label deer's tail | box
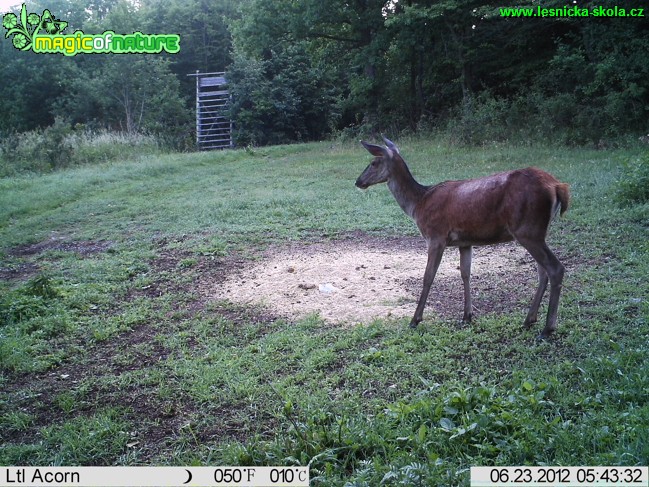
[555,183,570,217]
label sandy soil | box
[210,235,537,325]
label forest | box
[2,0,649,479]
[1,0,648,150]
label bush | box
[227,44,340,146]
[0,118,74,174]
[445,95,514,145]
[1,273,59,327]
[0,122,162,177]
[616,153,649,205]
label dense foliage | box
[1,0,648,148]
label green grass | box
[1,139,647,483]
[0,125,163,177]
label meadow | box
[1,139,647,485]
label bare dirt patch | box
[207,234,538,325]
[2,236,112,282]
[9,235,112,257]
[0,261,40,281]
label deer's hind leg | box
[459,246,473,323]
[523,262,548,329]
[517,238,565,339]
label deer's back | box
[414,168,561,246]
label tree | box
[2,0,647,146]
[227,43,339,145]
[57,55,190,142]
[139,0,238,101]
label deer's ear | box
[381,135,400,154]
[361,140,392,158]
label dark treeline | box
[1,0,648,148]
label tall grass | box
[0,120,163,177]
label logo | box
[2,3,180,55]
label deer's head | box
[355,137,400,190]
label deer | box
[355,137,570,339]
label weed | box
[25,272,59,299]
[1,272,63,330]
[616,153,649,205]
[4,409,131,465]
[0,410,34,432]
[0,123,162,177]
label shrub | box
[1,273,59,327]
[445,95,514,145]
[616,153,649,205]
[0,122,162,177]
[0,118,74,174]
[227,44,340,146]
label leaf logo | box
[3,3,179,56]
[2,3,68,51]
[39,9,67,35]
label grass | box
[0,123,163,177]
[0,139,647,483]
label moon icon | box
[183,469,193,484]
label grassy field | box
[1,139,647,484]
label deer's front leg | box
[409,242,446,328]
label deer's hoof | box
[536,329,554,341]
[523,317,537,329]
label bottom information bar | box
[0,466,309,487]
[471,466,648,487]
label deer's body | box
[413,168,566,247]
[356,138,570,339]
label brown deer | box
[355,137,570,339]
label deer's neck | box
[387,160,428,219]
